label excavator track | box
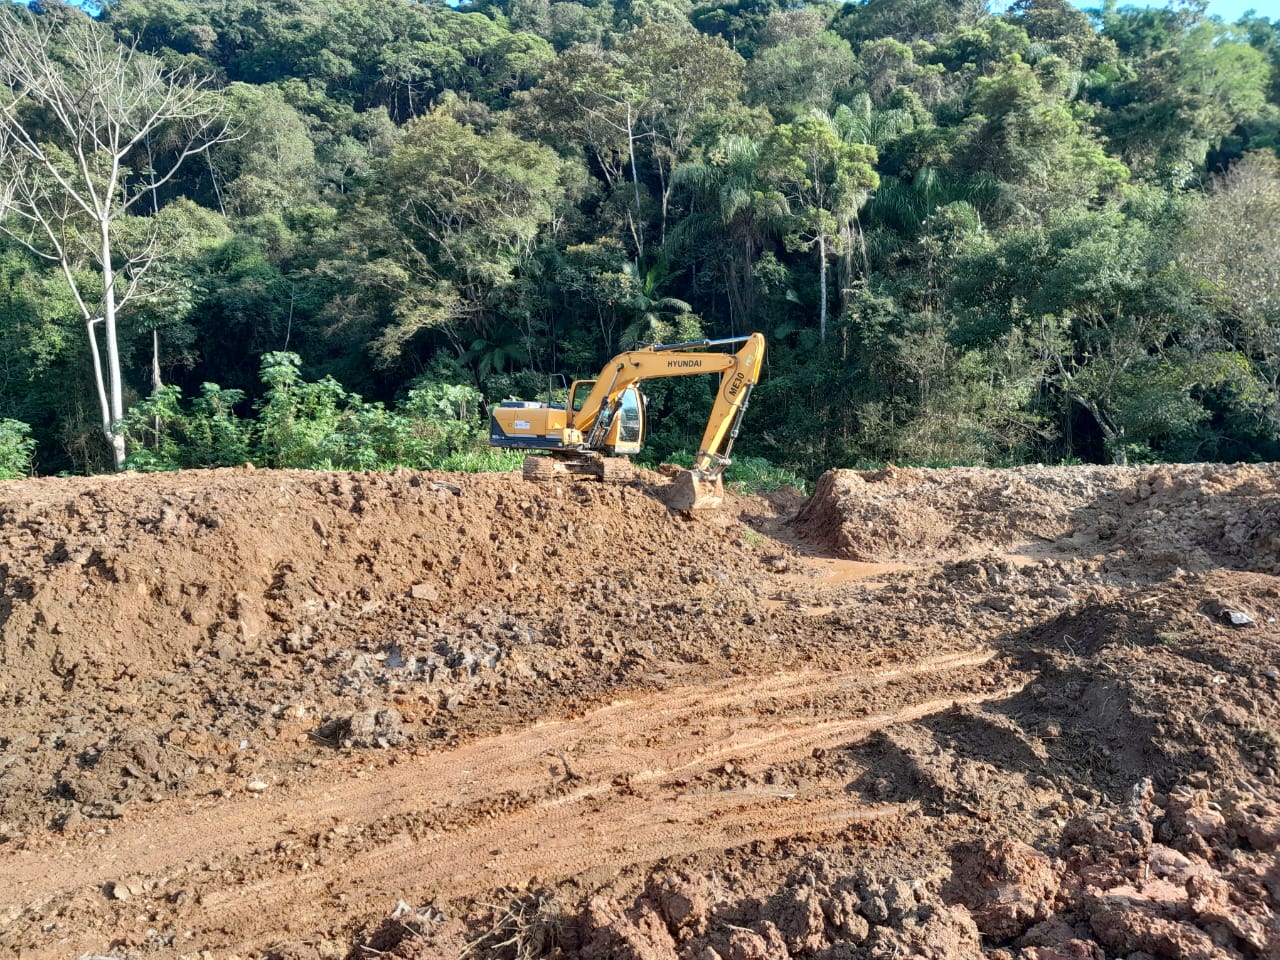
[599,457,634,484]
[522,455,561,481]
[523,454,634,484]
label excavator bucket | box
[667,470,725,511]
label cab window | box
[570,381,594,413]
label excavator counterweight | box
[489,333,766,510]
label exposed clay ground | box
[1,462,1278,960]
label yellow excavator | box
[488,333,766,510]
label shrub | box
[257,352,358,468]
[399,381,486,466]
[643,449,809,495]
[725,455,809,495]
[0,418,36,479]
[124,384,254,471]
[439,447,524,473]
[124,354,500,473]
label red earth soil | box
[0,462,1277,959]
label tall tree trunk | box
[86,316,111,444]
[1072,394,1126,465]
[146,133,159,216]
[151,328,164,442]
[626,210,644,265]
[853,211,870,282]
[152,328,163,393]
[658,159,670,248]
[100,222,126,469]
[818,234,828,344]
[625,102,644,262]
[206,151,226,218]
[725,256,742,336]
[838,216,872,318]
[838,223,854,317]
[627,103,639,209]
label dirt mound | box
[0,467,779,835]
[564,863,983,960]
[1016,570,1280,792]
[0,467,756,689]
[382,861,985,960]
[1098,463,1280,575]
[793,464,1092,560]
[793,463,1280,575]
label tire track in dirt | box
[192,686,1029,953]
[0,649,1022,956]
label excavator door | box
[568,379,594,418]
[606,386,645,455]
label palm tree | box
[669,136,770,334]
[463,320,532,385]
[619,260,694,347]
[814,95,913,311]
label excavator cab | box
[570,381,645,455]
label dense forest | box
[0,0,1277,478]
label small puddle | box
[791,556,914,587]
[763,556,915,614]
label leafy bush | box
[124,384,255,471]
[726,455,809,495]
[122,386,185,471]
[439,447,524,473]
[399,381,487,466]
[0,418,36,479]
[123,354,504,474]
[187,384,255,466]
[641,449,694,469]
[257,352,366,468]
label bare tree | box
[0,7,230,468]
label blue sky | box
[1214,0,1280,18]
[1070,0,1280,22]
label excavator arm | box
[686,333,766,476]
[572,334,764,455]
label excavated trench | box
[0,463,1278,959]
